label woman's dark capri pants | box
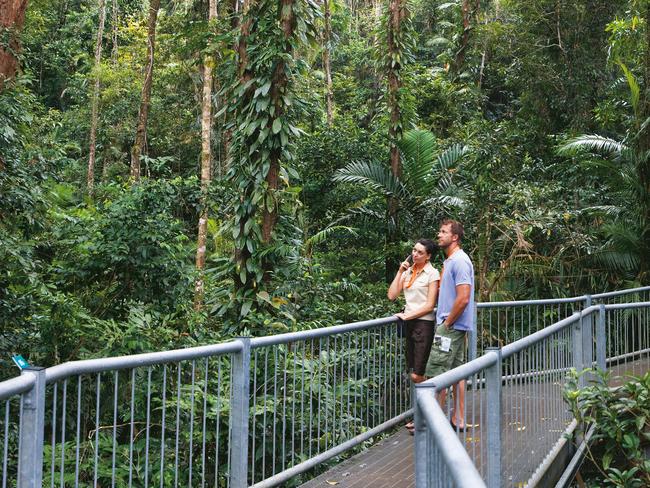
[405,319,436,376]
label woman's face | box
[411,243,431,265]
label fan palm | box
[333,129,469,236]
[558,134,648,278]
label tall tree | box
[130,0,162,181]
[452,0,480,75]
[0,0,29,89]
[261,0,298,246]
[385,0,411,279]
[195,0,218,309]
[87,0,107,194]
[323,0,334,126]
[111,0,118,62]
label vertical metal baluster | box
[160,365,167,488]
[59,379,67,488]
[129,370,136,488]
[282,345,288,472]
[50,383,57,488]
[339,335,345,438]
[251,351,258,483]
[291,342,298,468]
[2,401,9,488]
[214,359,222,488]
[272,348,278,474]
[300,341,306,461]
[202,358,209,488]
[365,330,370,427]
[347,333,352,437]
[309,339,315,459]
[112,371,119,488]
[320,337,326,454]
[74,377,81,488]
[174,364,181,488]
[331,335,337,448]
[262,349,268,479]
[189,360,196,486]
[144,368,152,487]
[94,373,101,487]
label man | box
[425,219,475,430]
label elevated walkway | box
[304,356,650,488]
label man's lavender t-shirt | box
[436,249,475,331]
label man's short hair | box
[441,219,464,242]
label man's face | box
[437,224,456,249]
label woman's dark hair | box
[416,238,437,257]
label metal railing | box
[1,286,648,488]
[415,291,650,488]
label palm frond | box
[592,250,639,273]
[333,160,409,199]
[399,130,438,195]
[305,225,358,250]
[557,135,627,157]
[435,144,468,171]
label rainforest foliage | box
[1,0,649,379]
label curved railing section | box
[1,286,648,488]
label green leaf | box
[272,118,282,134]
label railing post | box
[596,304,607,371]
[485,347,502,488]
[18,367,46,488]
[582,295,594,373]
[229,337,251,488]
[414,384,437,488]
[469,302,478,361]
[573,312,585,387]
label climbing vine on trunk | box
[223,0,318,316]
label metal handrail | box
[415,298,650,488]
[45,340,243,383]
[0,374,36,401]
[1,286,649,488]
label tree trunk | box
[386,0,405,280]
[0,0,29,89]
[638,3,650,281]
[232,0,254,288]
[452,0,479,75]
[111,0,118,62]
[261,0,296,246]
[323,0,333,126]
[87,0,107,195]
[130,0,161,181]
[194,0,218,310]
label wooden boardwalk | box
[301,356,649,488]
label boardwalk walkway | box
[302,356,649,488]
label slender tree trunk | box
[386,0,405,280]
[111,0,118,62]
[194,0,218,310]
[323,0,333,126]
[87,0,107,195]
[261,0,296,245]
[130,0,161,181]
[452,0,479,75]
[0,0,29,89]
[638,3,650,281]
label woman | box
[387,239,440,433]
